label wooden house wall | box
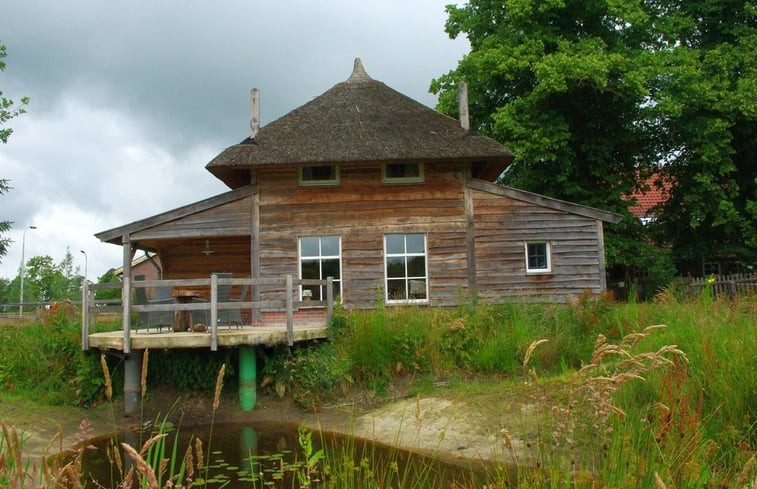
[256,162,470,307]
[131,198,251,241]
[472,188,603,302]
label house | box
[96,59,622,315]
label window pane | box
[385,235,405,254]
[301,260,319,279]
[321,236,339,256]
[407,255,426,277]
[386,256,406,278]
[302,165,336,181]
[301,237,319,257]
[385,163,419,178]
[527,243,548,270]
[408,279,426,299]
[406,234,425,254]
[322,259,340,279]
[387,279,406,300]
[303,285,320,301]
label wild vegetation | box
[1,288,755,487]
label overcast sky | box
[0,0,469,282]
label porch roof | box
[95,186,254,245]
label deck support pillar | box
[239,346,256,411]
[124,349,144,414]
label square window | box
[384,234,428,303]
[525,242,551,273]
[382,163,424,184]
[299,165,339,186]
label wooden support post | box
[122,237,133,354]
[124,349,143,414]
[81,279,90,351]
[596,220,607,293]
[326,277,334,325]
[286,274,293,346]
[210,273,218,351]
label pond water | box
[77,421,500,488]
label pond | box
[75,420,504,488]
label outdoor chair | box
[134,275,175,333]
[214,273,248,328]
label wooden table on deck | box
[171,289,206,332]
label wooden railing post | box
[211,273,218,351]
[81,279,90,351]
[286,274,293,346]
[326,277,334,326]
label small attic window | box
[382,162,424,184]
[299,165,340,186]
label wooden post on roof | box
[459,81,470,130]
[286,274,293,346]
[250,89,260,139]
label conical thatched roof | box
[207,59,514,188]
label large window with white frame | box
[382,162,424,184]
[384,233,428,302]
[299,236,341,301]
[525,241,551,274]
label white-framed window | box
[299,236,341,301]
[384,233,428,302]
[525,241,551,274]
[382,162,424,184]
[299,165,340,186]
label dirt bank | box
[2,387,536,467]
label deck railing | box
[82,275,334,352]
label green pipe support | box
[239,346,257,411]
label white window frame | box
[298,236,342,301]
[525,241,552,274]
[298,165,340,187]
[381,162,425,184]
[384,233,428,303]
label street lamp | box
[19,225,37,321]
[80,249,88,283]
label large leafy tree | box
[431,0,663,270]
[1,41,30,262]
[432,0,756,271]
[649,1,757,268]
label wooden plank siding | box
[472,188,604,302]
[256,162,469,308]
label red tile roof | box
[626,175,672,218]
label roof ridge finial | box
[347,57,372,83]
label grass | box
[1,290,756,487]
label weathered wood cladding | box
[131,197,252,240]
[161,237,251,282]
[472,188,603,302]
[256,162,469,307]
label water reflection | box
[77,421,491,489]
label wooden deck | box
[88,323,329,351]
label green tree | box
[23,252,82,303]
[1,41,30,262]
[431,0,756,271]
[430,0,662,270]
[648,1,757,267]
[95,268,122,301]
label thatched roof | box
[207,59,514,188]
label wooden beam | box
[596,220,607,292]
[251,170,261,321]
[464,176,477,294]
[122,236,133,354]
